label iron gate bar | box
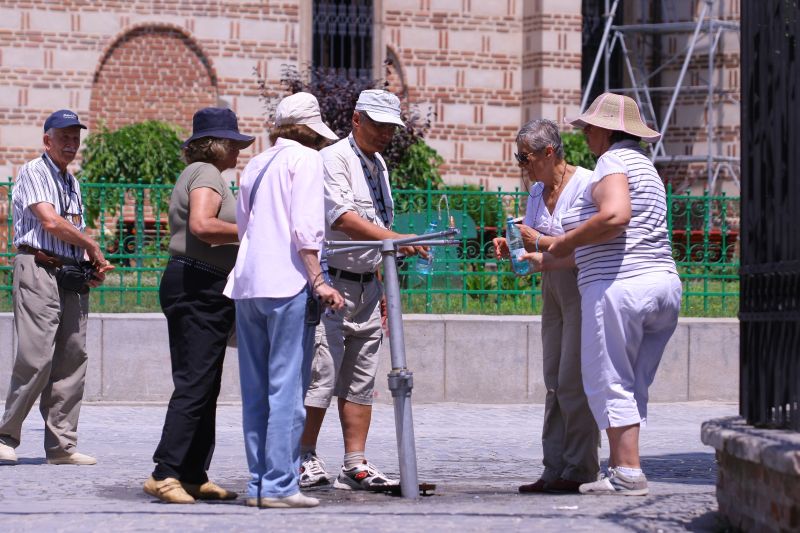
[740,0,800,431]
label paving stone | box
[0,401,736,532]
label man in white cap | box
[0,110,113,466]
[299,89,424,491]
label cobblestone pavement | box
[0,402,735,532]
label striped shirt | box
[12,153,86,261]
[561,140,677,288]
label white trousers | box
[579,272,681,430]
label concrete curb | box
[0,313,739,403]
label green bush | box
[390,140,444,190]
[80,120,184,225]
[562,131,596,170]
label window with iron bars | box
[312,0,373,80]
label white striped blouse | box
[561,140,677,288]
[12,153,86,261]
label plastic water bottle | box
[506,216,531,275]
[415,221,438,274]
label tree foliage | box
[561,131,596,170]
[258,65,444,190]
[79,120,184,225]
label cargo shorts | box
[304,275,383,408]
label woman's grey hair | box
[516,119,564,159]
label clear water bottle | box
[415,221,438,275]
[506,216,531,275]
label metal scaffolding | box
[582,0,740,193]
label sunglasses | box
[514,152,532,164]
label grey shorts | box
[304,276,383,408]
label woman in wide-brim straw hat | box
[523,92,681,496]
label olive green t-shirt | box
[168,161,238,272]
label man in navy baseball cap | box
[43,109,87,132]
[0,107,111,467]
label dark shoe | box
[544,478,582,493]
[518,478,549,493]
[181,480,238,500]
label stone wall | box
[702,417,800,532]
[0,313,739,404]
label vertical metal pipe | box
[381,239,419,499]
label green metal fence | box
[0,180,739,316]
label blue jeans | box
[235,289,314,499]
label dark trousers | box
[152,259,235,483]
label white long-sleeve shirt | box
[224,138,325,299]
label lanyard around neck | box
[347,137,390,227]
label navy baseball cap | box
[182,107,255,148]
[43,109,87,132]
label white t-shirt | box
[561,140,677,288]
[523,166,593,236]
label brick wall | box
[0,0,301,182]
[0,0,739,194]
[89,24,218,133]
[383,0,583,191]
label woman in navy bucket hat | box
[144,108,253,504]
[181,107,254,148]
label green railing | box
[0,180,739,316]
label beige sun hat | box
[275,92,339,140]
[565,92,661,143]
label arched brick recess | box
[90,24,218,134]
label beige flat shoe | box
[0,442,18,464]
[143,476,195,504]
[47,452,97,465]
[182,480,238,500]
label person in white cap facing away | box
[224,91,344,508]
[0,110,113,467]
[524,92,681,496]
[299,89,427,491]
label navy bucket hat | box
[182,107,255,148]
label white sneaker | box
[0,442,17,464]
[246,492,320,508]
[47,452,97,465]
[333,460,400,491]
[579,468,649,496]
[299,452,330,488]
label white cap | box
[354,89,405,127]
[275,92,339,140]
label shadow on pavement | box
[639,452,717,486]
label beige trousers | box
[0,253,89,456]
[539,268,600,483]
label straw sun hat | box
[566,92,661,143]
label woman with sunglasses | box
[494,118,599,494]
